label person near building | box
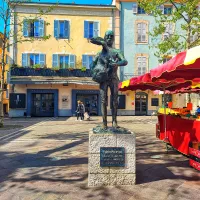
[76,100,84,121]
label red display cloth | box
[158,114,200,155]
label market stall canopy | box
[150,45,200,81]
[118,73,192,92]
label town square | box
[0,0,200,199]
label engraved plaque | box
[100,147,125,167]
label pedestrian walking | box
[80,101,85,120]
[76,100,84,121]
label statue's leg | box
[110,79,119,128]
[100,82,108,129]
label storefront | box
[72,90,101,116]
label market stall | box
[119,45,200,171]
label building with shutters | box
[9,2,116,117]
[0,32,10,114]
[114,0,187,116]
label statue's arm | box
[90,52,100,70]
[116,50,128,67]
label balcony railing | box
[11,67,92,77]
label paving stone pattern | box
[0,116,200,200]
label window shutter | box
[82,55,87,68]
[54,20,59,38]
[69,55,75,68]
[52,54,58,67]
[84,21,89,38]
[158,5,164,14]
[93,22,99,37]
[132,3,138,14]
[39,54,45,67]
[23,20,29,37]
[64,20,69,39]
[39,19,44,37]
[88,56,93,69]
[22,53,28,67]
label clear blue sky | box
[0,0,112,33]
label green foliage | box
[138,0,200,61]
[81,66,87,72]
[32,64,41,69]
[52,67,60,71]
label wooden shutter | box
[69,55,75,68]
[54,20,59,38]
[23,20,29,37]
[22,53,28,67]
[39,54,45,67]
[158,5,164,14]
[52,54,58,67]
[39,19,44,37]
[84,21,89,38]
[93,22,99,37]
[132,3,138,14]
[64,20,69,39]
[82,55,87,68]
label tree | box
[0,0,54,127]
[138,0,200,62]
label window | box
[54,20,70,39]
[84,21,99,38]
[22,53,45,67]
[6,55,8,64]
[110,95,126,109]
[164,6,172,15]
[190,24,199,43]
[52,54,75,68]
[23,19,44,37]
[138,6,145,14]
[163,57,171,63]
[151,98,159,106]
[137,56,147,76]
[6,89,9,99]
[82,55,94,69]
[158,5,172,14]
[136,22,148,43]
[163,23,174,39]
[132,3,145,14]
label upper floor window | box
[132,3,145,14]
[22,53,45,67]
[136,21,148,43]
[163,23,174,40]
[23,19,44,37]
[164,6,172,15]
[54,20,70,39]
[158,5,172,15]
[137,56,148,76]
[82,55,94,69]
[84,21,99,39]
[52,54,75,68]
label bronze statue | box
[90,30,128,129]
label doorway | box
[76,94,98,116]
[31,93,54,117]
[135,92,148,115]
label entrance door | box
[76,94,98,116]
[31,93,54,117]
[135,92,148,116]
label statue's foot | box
[102,124,108,130]
[112,121,119,129]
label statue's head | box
[104,30,114,47]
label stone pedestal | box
[88,129,136,186]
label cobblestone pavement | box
[0,116,200,200]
